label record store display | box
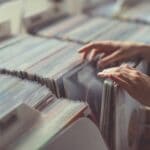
[0,0,150,150]
[0,20,148,150]
[0,33,115,148]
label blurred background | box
[0,0,150,36]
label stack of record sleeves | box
[0,17,147,122]
[120,1,150,24]
[87,0,120,17]
[0,73,54,119]
[37,14,89,40]
[126,26,150,44]
[0,74,88,149]
[0,35,82,96]
[88,0,150,25]
[27,42,82,97]
[114,49,150,150]
[0,36,26,49]
[61,18,150,44]
[94,20,144,41]
[62,60,104,121]
[61,56,140,149]
[37,15,150,45]
[38,16,118,44]
[0,35,71,70]
[0,33,89,148]
[0,37,66,68]
[10,99,87,150]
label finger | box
[98,66,124,77]
[120,64,129,68]
[98,66,136,94]
[82,49,97,60]
[88,48,97,61]
[110,75,131,91]
[98,66,128,83]
[82,49,91,60]
[98,72,111,78]
[101,53,109,59]
[120,66,140,84]
[98,48,125,68]
[99,66,136,86]
[78,41,119,53]
[118,69,134,85]
[98,67,120,79]
[78,43,99,53]
[106,66,135,85]
[82,48,100,60]
[98,67,120,75]
[98,71,130,90]
[120,64,135,70]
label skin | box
[78,41,150,68]
[78,41,150,106]
[98,65,150,107]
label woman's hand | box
[98,65,150,107]
[78,41,150,68]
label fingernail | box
[97,72,105,76]
[78,48,83,53]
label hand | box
[98,65,150,107]
[78,41,150,68]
